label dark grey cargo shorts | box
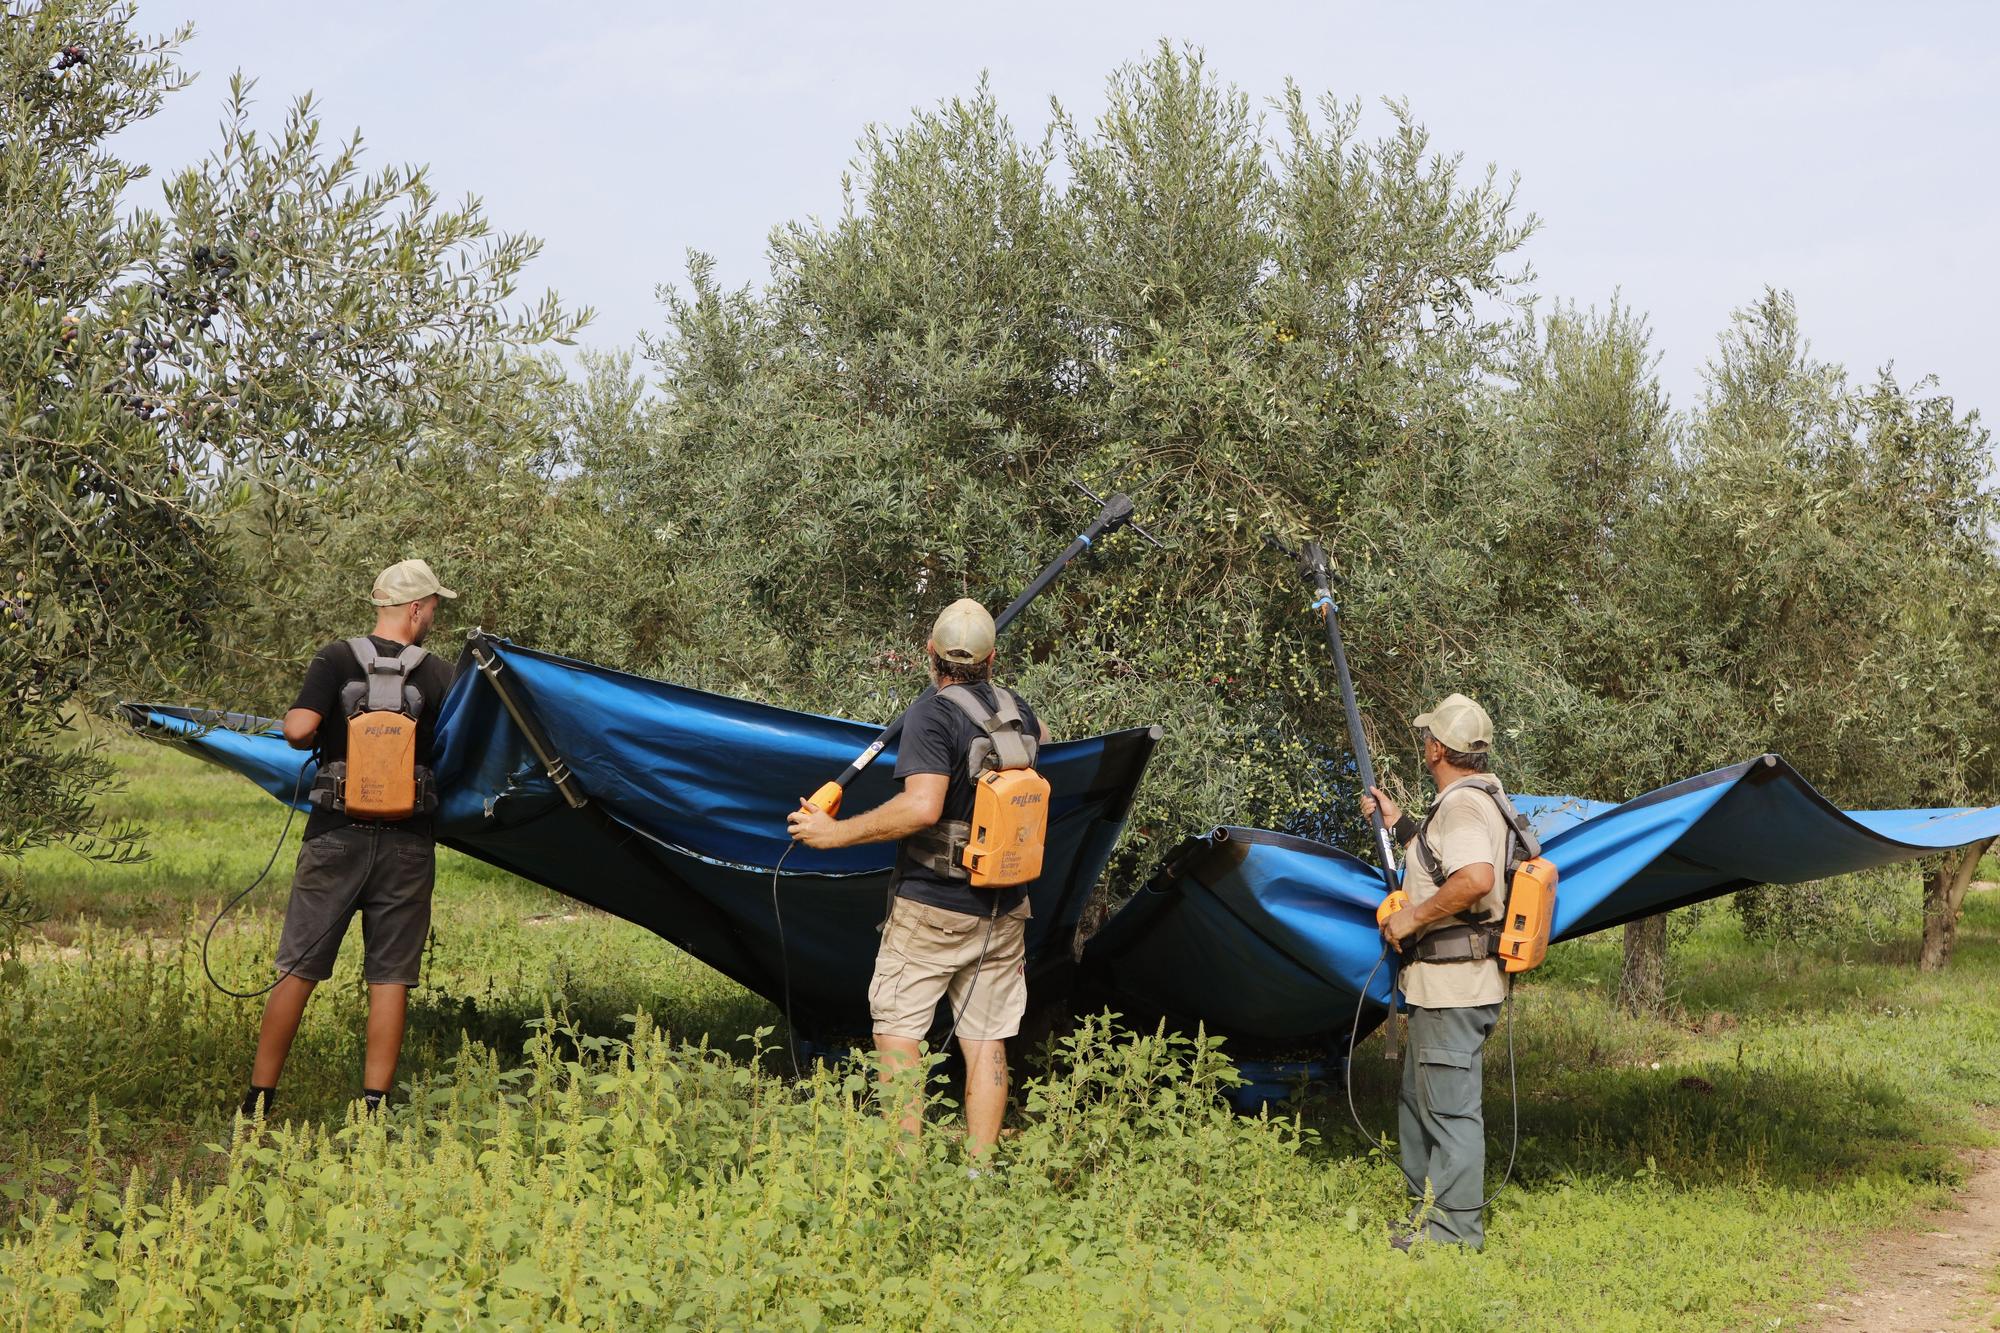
[273,825,435,986]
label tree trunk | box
[1919,837,1995,972]
[1618,914,1669,1016]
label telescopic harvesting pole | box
[1291,540,1400,893]
[802,486,1162,815]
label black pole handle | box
[1286,538,1400,892]
[810,491,1145,804]
[994,490,1141,630]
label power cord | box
[1345,947,1519,1213]
[200,757,368,1000]
[769,839,1002,1080]
[770,841,803,1078]
[202,757,311,999]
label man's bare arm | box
[281,708,321,750]
[1412,862,1496,928]
[788,773,948,849]
[1383,862,1495,946]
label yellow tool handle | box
[804,781,844,817]
[1376,890,1410,951]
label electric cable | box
[770,840,803,1079]
[201,756,357,999]
[937,903,1000,1054]
[1344,946,1519,1215]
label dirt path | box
[1808,1143,2000,1331]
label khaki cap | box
[930,598,996,664]
[1413,692,1494,753]
[369,558,457,607]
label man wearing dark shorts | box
[787,598,1049,1158]
[239,559,458,1118]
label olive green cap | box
[369,559,457,607]
[1413,692,1494,753]
[930,598,996,664]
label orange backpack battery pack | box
[962,766,1051,888]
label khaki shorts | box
[868,897,1030,1042]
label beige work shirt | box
[1398,775,1510,1009]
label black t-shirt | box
[891,681,1044,917]
[292,635,458,841]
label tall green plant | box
[1601,291,1997,994]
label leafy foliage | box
[197,48,2000,1006]
[11,20,1999,983]
[576,48,1548,881]
[1,0,581,863]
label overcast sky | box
[110,1,1997,423]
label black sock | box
[362,1088,388,1113]
[240,1085,276,1117]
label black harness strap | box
[905,686,1037,881]
[1405,921,1503,964]
[1405,779,1526,957]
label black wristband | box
[1392,813,1418,846]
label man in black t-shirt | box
[238,559,458,1121]
[788,598,1049,1158]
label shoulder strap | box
[939,685,1036,771]
[348,637,428,714]
[1412,778,1527,888]
[1411,782,1467,882]
[1471,779,1540,861]
[938,683,995,726]
[988,687,1023,728]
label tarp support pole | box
[468,634,589,810]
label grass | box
[3,728,1999,1327]
[1,729,775,1196]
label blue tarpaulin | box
[1079,756,2000,1045]
[126,635,1162,1037]
[127,638,2000,1047]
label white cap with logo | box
[369,559,458,608]
[1412,692,1494,753]
[929,598,996,664]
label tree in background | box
[305,47,2000,988]
[616,47,1538,883]
[1461,299,1752,1012]
[1,0,582,868]
[13,16,1997,1001]
[235,350,702,688]
[1603,291,1998,1000]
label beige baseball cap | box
[1413,692,1494,753]
[369,558,457,607]
[930,597,996,664]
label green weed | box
[4,733,1999,1327]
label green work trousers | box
[1398,1001,1501,1248]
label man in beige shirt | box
[1362,693,1513,1250]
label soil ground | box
[1807,1124,2000,1328]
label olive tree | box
[619,47,1538,883]
[1602,291,1999,999]
[1,0,582,865]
